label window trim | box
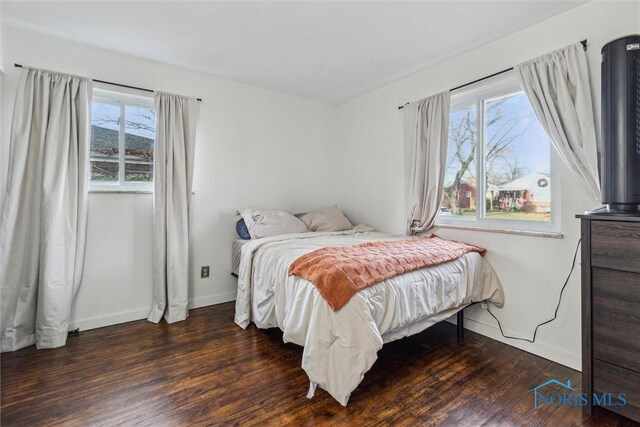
[89,88,155,193]
[436,72,561,234]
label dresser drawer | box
[592,268,640,373]
[593,359,640,422]
[591,221,640,273]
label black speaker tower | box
[591,34,640,215]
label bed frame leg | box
[457,309,464,338]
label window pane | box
[90,102,120,182]
[484,92,551,221]
[442,104,477,217]
[124,106,156,182]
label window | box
[90,89,156,191]
[438,73,558,233]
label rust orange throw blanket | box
[288,236,485,311]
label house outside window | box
[437,72,559,234]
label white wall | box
[332,0,640,369]
[0,25,338,330]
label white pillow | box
[299,205,353,232]
[239,209,308,239]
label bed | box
[232,239,249,277]
[234,229,504,406]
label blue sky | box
[92,102,156,139]
[445,90,550,187]
[486,92,550,175]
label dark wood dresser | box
[578,214,640,422]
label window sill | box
[433,223,563,239]
[89,189,153,194]
[89,189,196,195]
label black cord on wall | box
[486,238,581,344]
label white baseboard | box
[189,290,236,310]
[70,290,237,332]
[69,307,150,332]
[455,316,581,371]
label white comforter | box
[234,231,504,406]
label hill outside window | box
[436,72,559,234]
[89,88,156,192]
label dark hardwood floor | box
[1,303,637,426]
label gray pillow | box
[239,209,308,239]
[300,205,353,232]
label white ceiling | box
[2,1,585,104]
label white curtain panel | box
[148,92,199,324]
[515,43,600,202]
[0,68,91,351]
[404,91,450,235]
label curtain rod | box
[397,39,587,110]
[13,63,203,102]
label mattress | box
[234,230,504,406]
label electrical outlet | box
[201,266,210,278]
